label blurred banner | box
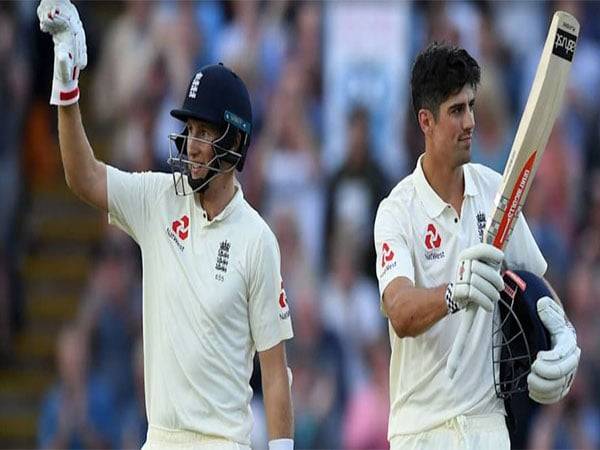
[324,1,411,179]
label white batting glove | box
[445,243,504,314]
[528,296,580,404]
[37,0,87,105]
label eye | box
[200,129,213,140]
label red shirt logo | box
[425,223,442,250]
[172,215,190,240]
[381,242,395,267]
[279,281,288,308]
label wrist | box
[268,438,294,450]
[445,282,459,314]
[51,77,80,106]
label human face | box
[429,85,476,167]
[186,118,221,180]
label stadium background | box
[1,0,599,448]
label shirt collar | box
[412,154,479,219]
[196,183,243,227]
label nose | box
[187,137,209,158]
[463,109,475,131]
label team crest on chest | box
[477,211,486,242]
[215,240,231,273]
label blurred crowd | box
[1,1,600,449]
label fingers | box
[528,370,572,404]
[38,0,76,34]
[528,370,566,394]
[529,388,563,405]
[536,296,566,335]
[454,260,503,311]
[471,260,505,291]
[533,346,580,379]
[459,243,504,268]
[56,43,72,81]
[465,278,496,311]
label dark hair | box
[410,42,481,120]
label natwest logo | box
[172,215,190,240]
[425,223,442,250]
[279,281,288,308]
[278,281,290,320]
[381,242,395,267]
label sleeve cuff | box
[268,438,294,450]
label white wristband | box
[268,438,294,450]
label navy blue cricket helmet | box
[167,63,253,195]
[493,270,552,399]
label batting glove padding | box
[37,0,87,105]
[528,296,580,404]
[447,243,505,314]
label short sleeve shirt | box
[374,155,546,437]
[107,166,293,444]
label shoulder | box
[375,175,416,226]
[108,166,174,195]
[466,162,502,192]
[238,200,279,249]
[107,166,173,185]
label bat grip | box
[446,304,477,379]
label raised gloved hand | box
[37,0,87,105]
[445,243,505,314]
[528,296,580,404]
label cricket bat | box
[446,11,580,379]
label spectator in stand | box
[77,229,141,420]
[342,341,390,450]
[92,0,159,169]
[288,292,346,450]
[257,60,324,270]
[38,325,118,449]
[321,227,384,391]
[119,338,147,449]
[325,106,389,277]
[0,1,29,360]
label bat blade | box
[446,11,580,379]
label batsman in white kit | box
[37,1,295,449]
[375,36,581,449]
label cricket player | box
[37,1,295,449]
[374,43,580,449]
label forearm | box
[58,104,107,210]
[262,369,293,439]
[384,285,448,338]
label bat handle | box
[446,304,477,379]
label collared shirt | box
[106,166,293,444]
[374,155,546,437]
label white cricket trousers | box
[142,425,252,450]
[390,413,510,450]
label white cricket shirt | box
[106,166,293,444]
[374,155,546,438]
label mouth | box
[458,135,472,145]
[189,161,208,178]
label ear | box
[418,109,435,135]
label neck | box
[421,151,464,206]
[195,175,236,221]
